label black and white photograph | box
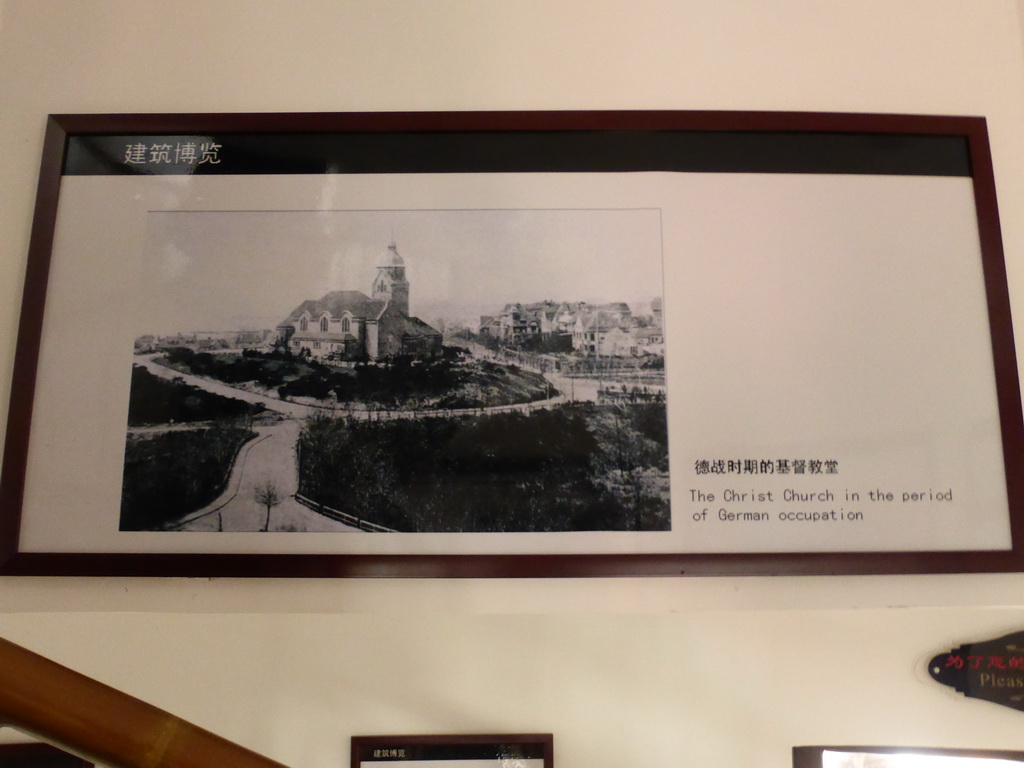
[351,734,553,768]
[792,747,1024,768]
[120,208,670,534]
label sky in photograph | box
[139,207,664,334]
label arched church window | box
[300,317,308,332]
[342,318,350,333]
[320,317,328,332]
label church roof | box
[282,290,386,323]
[401,315,442,339]
[578,309,627,331]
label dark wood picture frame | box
[352,734,553,768]
[1,110,1022,578]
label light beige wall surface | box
[3,1,1024,766]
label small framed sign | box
[0,744,91,768]
[1,111,1022,577]
[351,734,553,768]
[794,747,1024,768]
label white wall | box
[3,1,1024,766]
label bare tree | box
[254,479,282,532]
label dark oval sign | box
[929,630,1024,713]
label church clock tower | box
[372,241,410,316]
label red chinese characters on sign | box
[929,631,1024,713]
[943,654,1024,670]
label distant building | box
[650,296,663,328]
[133,335,157,354]
[634,326,664,353]
[481,298,656,358]
[572,308,638,357]
[235,330,268,349]
[277,243,442,361]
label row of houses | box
[479,298,663,357]
[134,329,274,354]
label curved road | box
[166,419,359,532]
[136,355,319,418]
[132,351,609,533]
[136,356,358,532]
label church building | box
[276,243,442,361]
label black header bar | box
[357,741,549,762]
[63,129,971,177]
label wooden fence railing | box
[0,636,290,768]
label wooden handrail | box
[0,636,291,768]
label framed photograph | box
[0,744,91,768]
[1,110,1022,577]
[794,746,1024,768]
[352,734,552,768]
